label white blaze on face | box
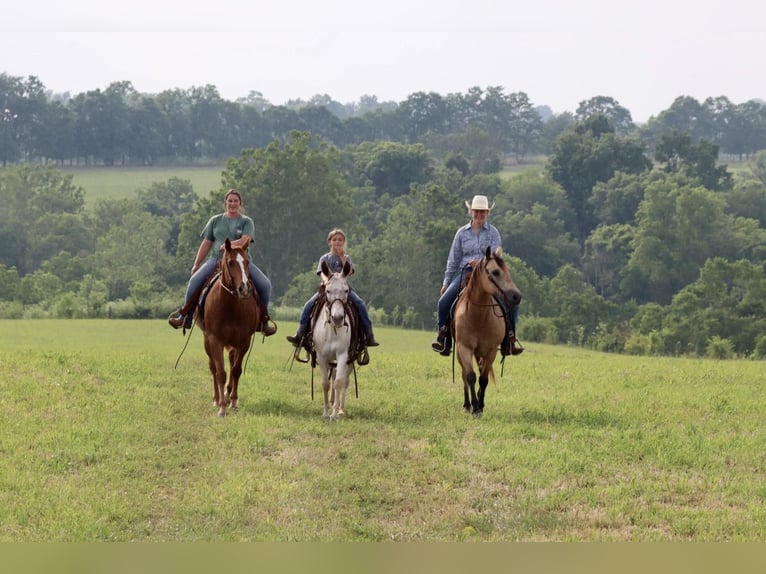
[235,253,250,289]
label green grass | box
[1,320,765,541]
[62,166,225,206]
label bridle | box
[219,250,251,297]
[322,275,350,330]
[467,256,513,316]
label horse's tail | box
[478,357,497,386]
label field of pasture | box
[62,165,226,205]
[61,164,544,207]
[1,319,765,542]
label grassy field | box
[64,163,532,207]
[62,165,226,206]
[1,320,765,542]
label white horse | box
[312,259,355,419]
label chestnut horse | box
[312,259,355,419]
[453,246,522,416]
[195,238,260,417]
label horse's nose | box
[237,284,251,299]
[507,289,522,306]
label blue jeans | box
[184,257,272,310]
[437,266,519,330]
[298,290,372,330]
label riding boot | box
[168,306,194,330]
[260,314,277,336]
[431,325,451,355]
[364,325,379,347]
[168,308,186,329]
[501,331,524,356]
[286,324,306,347]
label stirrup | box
[260,316,277,336]
[357,347,370,366]
[292,345,310,363]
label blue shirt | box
[443,222,502,286]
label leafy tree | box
[654,132,732,191]
[155,88,192,159]
[397,91,451,142]
[575,95,634,134]
[662,258,766,356]
[547,114,651,244]
[187,84,226,159]
[346,140,433,198]
[582,223,635,298]
[18,270,62,305]
[589,171,648,226]
[0,165,86,275]
[127,96,168,164]
[94,208,173,300]
[726,178,766,227]
[643,95,713,145]
[622,175,734,304]
[33,99,75,164]
[0,73,25,164]
[218,131,356,298]
[0,264,20,301]
[506,91,544,160]
[351,182,460,327]
[137,177,198,261]
[70,81,135,165]
[547,264,619,345]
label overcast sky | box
[2,0,764,122]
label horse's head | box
[476,246,522,308]
[220,238,253,300]
[321,259,352,328]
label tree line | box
[1,75,765,359]
[2,73,766,168]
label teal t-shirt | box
[200,213,255,259]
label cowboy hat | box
[465,195,495,211]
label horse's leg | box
[228,346,243,411]
[319,362,332,417]
[331,361,350,420]
[457,344,478,413]
[206,338,227,417]
[476,371,489,415]
[465,370,481,414]
[463,382,471,412]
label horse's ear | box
[485,246,492,259]
[342,260,352,277]
[225,238,232,251]
[494,246,503,258]
[321,260,331,278]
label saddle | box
[193,266,267,330]
[293,286,369,367]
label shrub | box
[520,316,558,344]
[706,336,735,360]
[751,334,766,360]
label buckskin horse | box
[453,246,522,416]
[195,238,260,417]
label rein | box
[322,296,351,330]
[218,262,239,296]
[464,261,506,317]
